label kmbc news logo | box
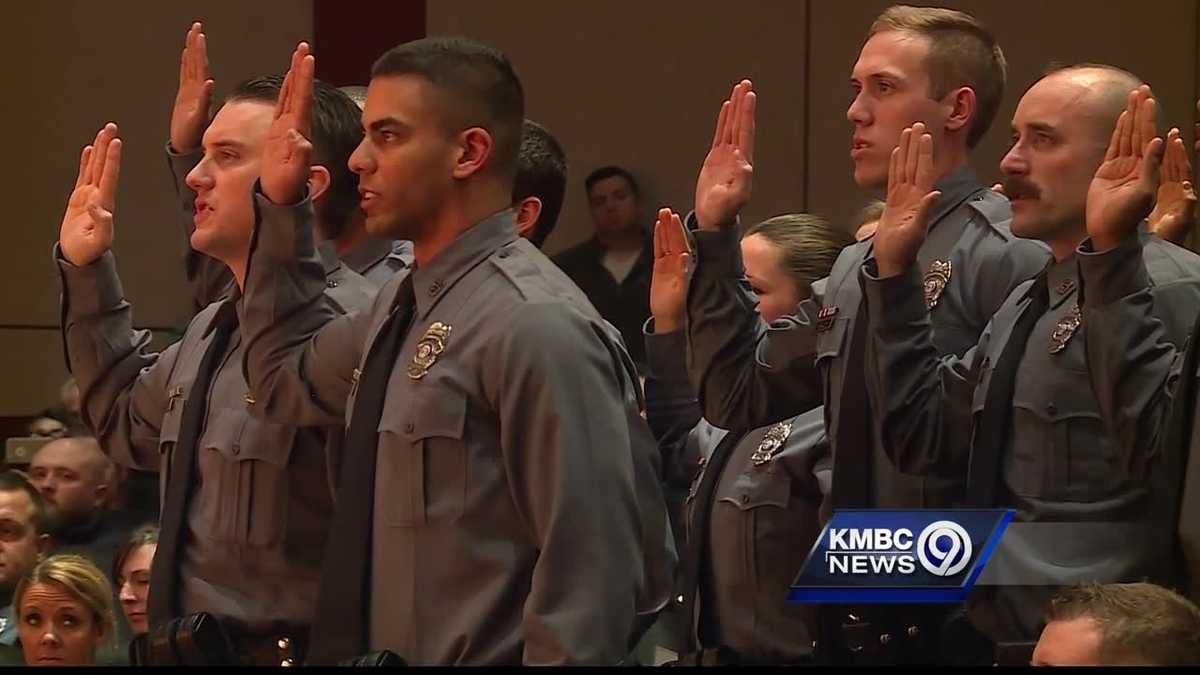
[788,510,1014,604]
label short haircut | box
[514,120,567,248]
[338,84,368,111]
[32,435,111,484]
[371,37,524,183]
[15,554,116,640]
[1041,63,1151,138]
[855,199,887,228]
[585,165,640,199]
[112,523,159,584]
[0,470,47,534]
[1044,582,1200,666]
[742,213,854,293]
[869,5,1007,148]
[226,75,364,233]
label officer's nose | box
[185,157,214,193]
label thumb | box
[87,201,113,226]
[914,190,942,227]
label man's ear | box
[307,164,333,203]
[944,86,977,136]
[513,196,543,241]
[93,482,109,511]
[36,533,52,557]
[452,127,494,180]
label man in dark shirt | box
[554,166,652,367]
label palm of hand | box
[61,185,111,260]
[1086,155,1149,238]
[696,145,752,227]
[261,118,308,203]
[650,253,688,320]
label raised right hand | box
[170,22,214,154]
[1147,127,1196,245]
[695,80,755,231]
[873,123,941,278]
[60,124,122,267]
[650,208,691,333]
[261,43,315,205]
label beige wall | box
[1,0,312,415]
[1,0,1197,415]
[431,0,1198,244]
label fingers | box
[1130,89,1146,157]
[991,182,1006,196]
[893,127,911,193]
[98,137,122,208]
[195,28,210,80]
[654,208,669,258]
[905,123,925,186]
[1137,93,1157,159]
[712,100,730,150]
[1117,106,1133,159]
[888,146,901,197]
[739,89,757,165]
[915,190,943,227]
[75,145,93,190]
[724,82,742,147]
[1140,136,1165,187]
[86,124,116,189]
[915,129,934,190]
[1104,110,1125,162]
[1164,128,1183,183]
[295,51,316,138]
[672,210,691,254]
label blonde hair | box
[869,5,1006,148]
[15,554,115,639]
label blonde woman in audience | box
[14,554,115,666]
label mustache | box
[1002,177,1042,200]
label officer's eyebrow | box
[366,117,406,134]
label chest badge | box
[816,306,839,333]
[751,421,793,466]
[923,259,952,310]
[408,322,452,380]
[1049,304,1082,354]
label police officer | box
[682,6,1048,665]
[862,69,1200,663]
[165,22,412,309]
[645,211,850,665]
[1075,96,1200,600]
[55,70,375,664]
[237,39,662,665]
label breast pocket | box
[714,463,792,589]
[195,408,296,547]
[1010,374,1117,501]
[378,391,468,528]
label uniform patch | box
[408,322,452,380]
[816,307,839,333]
[923,259,952,310]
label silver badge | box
[923,260,952,310]
[1049,304,1082,354]
[408,322,452,380]
[751,421,793,466]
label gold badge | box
[1049,304,1082,354]
[407,322,452,380]
[166,385,184,412]
[923,259,952,310]
[751,421,793,466]
[816,307,839,333]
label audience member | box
[554,165,652,367]
[112,525,157,647]
[0,471,52,665]
[14,554,115,666]
[1032,583,1200,666]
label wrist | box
[651,314,682,333]
[875,258,906,279]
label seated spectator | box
[1032,582,1200,666]
[554,165,652,367]
[112,525,157,638]
[14,554,115,666]
[26,417,67,440]
[0,471,52,665]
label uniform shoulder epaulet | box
[322,263,375,315]
[964,189,1013,228]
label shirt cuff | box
[250,179,317,263]
[55,245,125,318]
[861,258,927,332]
[686,210,744,281]
[1076,235,1150,306]
[643,318,689,385]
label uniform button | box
[281,658,295,667]
[676,594,685,604]
[1046,403,1058,415]
[277,638,291,650]
[907,625,920,638]
[879,633,892,645]
[405,422,415,434]
[326,279,339,288]
[740,494,749,504]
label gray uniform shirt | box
[237,191,653,664]
[1077,233,1200,600]
[860,230,1200,641]
[645,326,828,663]
[166,144,413,306]
[57,244,373,630]
[685,167,1049,510]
